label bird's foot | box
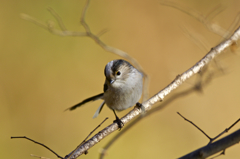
[113,116,124,130]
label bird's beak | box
[110,79,115,84]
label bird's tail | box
[65,93,104,111]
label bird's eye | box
[115,71,121,76]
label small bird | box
[66,59,143,129]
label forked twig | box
[11,136,63,159]
[178,112,240,144]
[11,117,108,159]
[177,113,240,159]
[209,118,240,144]
[47,7,67,31]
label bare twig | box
[177,113,240,159]
[80,0,91,33]
[11,118,108,159]
[209,118,240,144]
[11,136,63,159]
[224,12,240,40]
[20,13,87,36]
[205,4,226,22]
[47,7,67,31]
[178,112,240,144]
[180,25,209,52]
[80,117,108,147]
[66,117,108,159]
[177,112,212,140]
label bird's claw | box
[113,117,124,130]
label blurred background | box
[1,0,240,158]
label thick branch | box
[178,129,240,159]
[64,26,240,159]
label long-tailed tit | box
[66,59,143,129]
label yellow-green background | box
[1,0,240,158]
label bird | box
[66,59,143,129]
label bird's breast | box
[103,80,142,111]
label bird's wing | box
[92,101,105,118]
[65,93,104,111]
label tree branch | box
[178,129,240,159]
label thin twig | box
[65,117,108,159]
[47,7,67,31]
[177,112,212,140]
[96,28,110,37]
[80,0,91,33]
[224,12,240,39]
[205,4,226,23]
[209,118,240,144]
[11,118,108,159]
[11,136,63,159]
[178,112,240,145]
[180,25,209,53]
[81,117,108,146]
